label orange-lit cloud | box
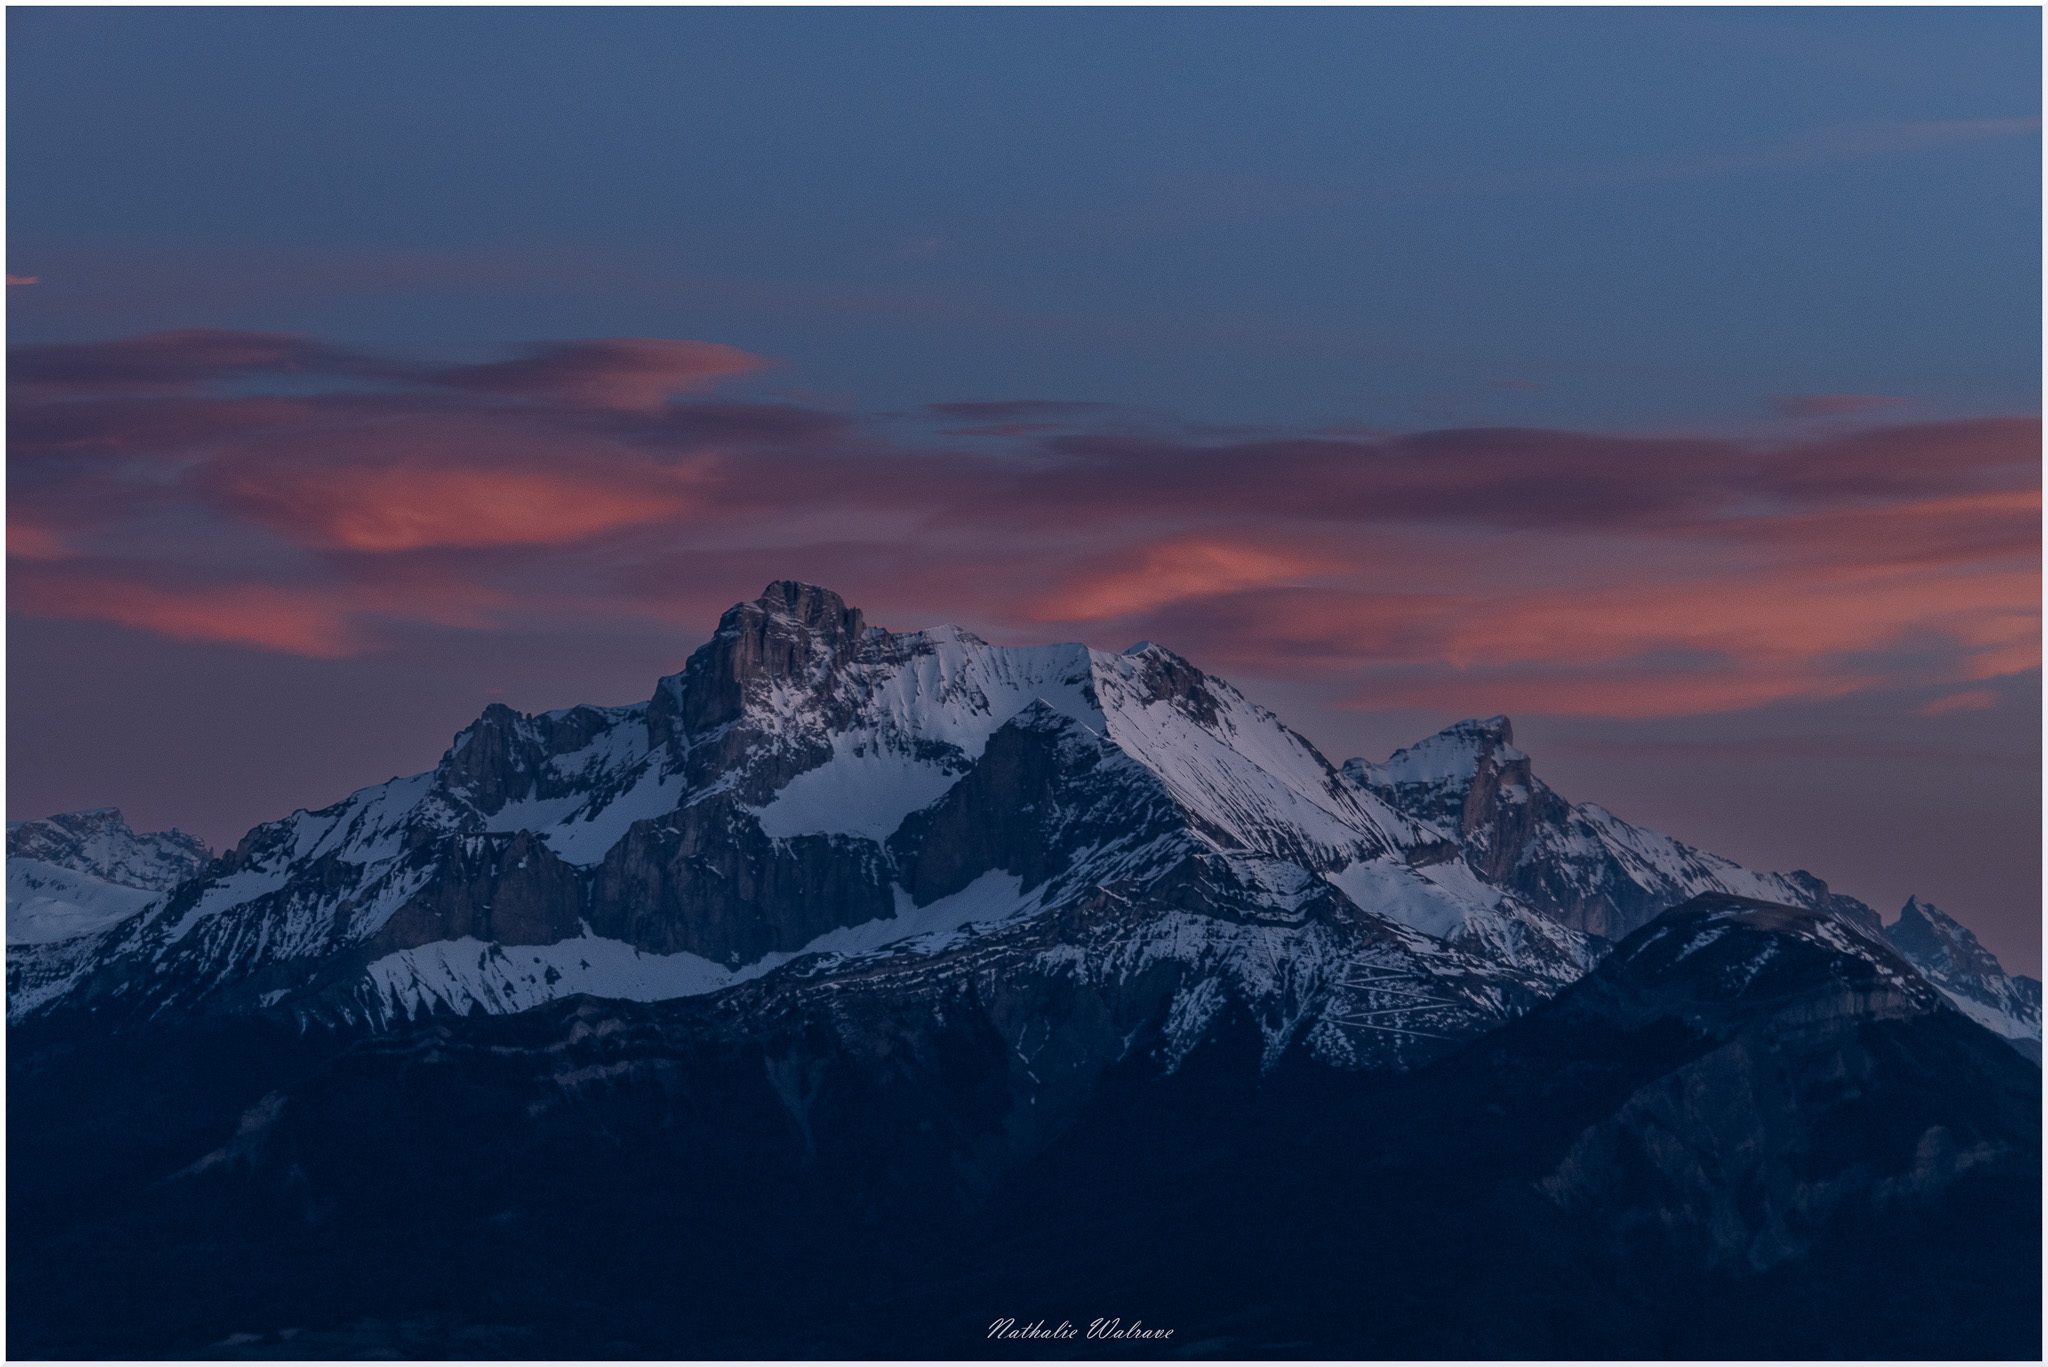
[220,459,700,552]
[9,565,518,657]
[1033,540,1332,621]
[6,274,38,285]
[6,329,2036,720]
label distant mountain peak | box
[1348,718,1910,950]
[7,808,210,889]
[1353,714,1522,791]
[7,808,212,949]
[1884,894,2040,1057]
[1889,895,2013,984]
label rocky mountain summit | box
[1346,715,1884,941]
[1885,895,2043,1061]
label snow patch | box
[751,745,962,842]
[1326,857,1487,941]
[540,764,683,866]
[359,870,1039,1016]
[7,858,161,944]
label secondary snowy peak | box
[1085,644,1420,869]
[8,808,210,892]
[1349,715,1523,835]
[1345,717,1881,942]
[1884,896,2041,1056]
[7,808,211,947]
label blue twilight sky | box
[10,6,2039,425]
[7,7,2042,970]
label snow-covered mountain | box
[1343,715,1884,941]
[8,581,2034,1067]
[1343,716,2039,1053]
[7,808,209,946]
[1885,895,2042,1060]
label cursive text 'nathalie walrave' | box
[989,1318,1174,1341]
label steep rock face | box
[435,703,629,819]
[1885,895,2042,1057]
[1346,717,1882,941]
[886,703,1182,906]
[648,579,869,748]
[366,832,588,952]
[586,803,895,964]
[1352,717,1575,883]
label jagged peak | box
[446,699,624,754]
[1357,714,1527,791]
[748,579,867,636]
[646,582,871,745]
[1092,638,1222,726]
[1894,895,1973,944]
[1887,894,2010,982]
[1459,714,1515,743]
[7,806,212,890]
[1778,869,1885,937]
[10,805,192,847]
[12,805,128,832]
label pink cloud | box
[436,338,771,411]
[6,329,2036,721]
[6,274,38,286]
[234,463,697,552]
[7,521,70,561]
[1031,539,1334,622]
[9,561,518,657]
[10,576,365,657]
[1917,689,2000,716]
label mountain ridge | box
[7,580,2037,1062]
